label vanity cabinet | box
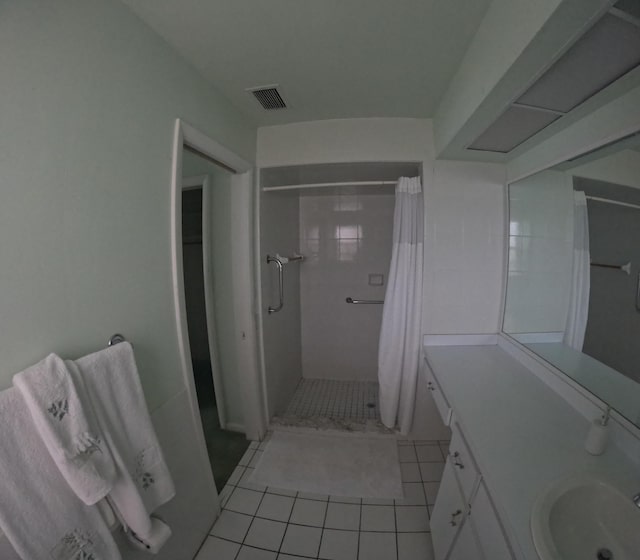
[431,425,514,559]
[427,355,516,560]
[425,360,452,425]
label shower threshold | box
[271,378,395,435]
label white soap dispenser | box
[585,407,611,456]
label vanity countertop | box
[423,341,640,560]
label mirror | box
[503,131,640,426]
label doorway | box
[171,119,267,502]
[181,155,249,491]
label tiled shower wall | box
[299,193,395,381]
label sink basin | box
[531,474,640,560]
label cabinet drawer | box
[424,359,452,425]
[448,423,480,502]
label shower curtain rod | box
[263,180,397,192]
[586,195,640,211]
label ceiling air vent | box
[247,85,287,110]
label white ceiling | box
[120,0,491,126]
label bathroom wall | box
[259,191,302,417]
[299,192,395,380]
[503,170,574,334]
[0,0,255,557]
[424,160,506,334]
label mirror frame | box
[500,126,640,429]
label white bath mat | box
[248,431,403,499]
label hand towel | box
[75,342,176,543]
[0,387,122,560]
[13,353,116,505]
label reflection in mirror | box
[504,132,640,426]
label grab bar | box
[267,255,284,314]
[346,297,384,305]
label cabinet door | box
[448,516,485,560]
[470,483,514,560]
[448,423,480,502]
[430,459,465,560]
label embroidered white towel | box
[0,387,122,560]
[75,342,176,543]
[12,353,116,505]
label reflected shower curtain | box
[564,191,590,350]
[378,177,423,433]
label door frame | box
[171,119,267,482]
[181,174,228,430]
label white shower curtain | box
[378,177,423,434]
[564,191,590,350]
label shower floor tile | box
[284,379,380,421]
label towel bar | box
[108,333,127,346]
[346,297,384,305]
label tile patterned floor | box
[283,379,380,421]
[195,438,449,560]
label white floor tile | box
[244,518,287,552]
[267,487,298,497]
[210,510,252,543]
[358,532,397,560]
[277,555,309,560]
[298,491,329,501]
[415,445,444,463]
[400,463,421,483]
[398,445,417,463]
[194,536,240,560]
[257,493,295,522]
[360,505,396,532]
[397,532,434,560]
[324,503,361,531]
[280,524,322,558]
[236,545,278,560]
[289,498,327,527]
[219,484,233,508]
[226,487,264,516]
[319,529,359,560]
[329,495,361,504]
[228,465,245,486]
[423,482,440,505]
[362,497,395,505]
[239,448,256,466]
[395,506,430,532]
[419,462,445,482]
[249,450,263,468]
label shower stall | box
[257,162,420,432]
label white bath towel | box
[0,387,122,560]
[12,353,117,505]
[74,342,176,543]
